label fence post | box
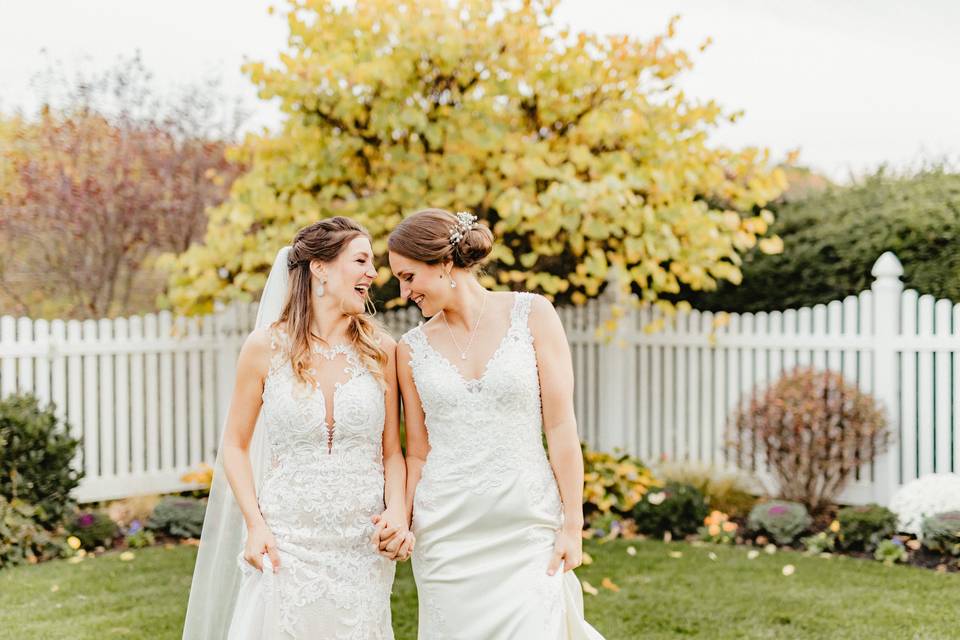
[213,302,239,452]
[596,268,631,453]
[870,252,904,505]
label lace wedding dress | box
[227,326,395,640]
[401,293,604,639]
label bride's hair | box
[276,216,387,387]
[387,208,493,269]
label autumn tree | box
[165,0,785,314]
[0,55,245,318]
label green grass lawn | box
[1,539,958,640]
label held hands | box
[244,520,281,574]
[547,526,582,576]
[370,509,415,562]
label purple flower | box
[892,538,904,547]
[128,520,142,534]
[78,513,95,527]
[768,505,787,516]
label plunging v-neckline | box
[417,293,519,387]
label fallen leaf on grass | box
[626,546,637,556]
[50,585,59,593]
[120,552,135,562]
[600,577,621,592]
[764,544,777,555]
[747,550,760,560]
[581,580,599,596]
[668,551,683,559]
[707,552,717,561]
[67,556,83,564]
[181,538,201,547]
[581,551,593,566]
[782,564,796,576]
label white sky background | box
[0,0,957,181]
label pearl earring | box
[450,278,457,288]
[316,281,325,298]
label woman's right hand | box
[244,520,281,573]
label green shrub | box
[654,461,759,519]
[921,511,960,556]
[748,501,812,545]
[66,510,119,549]
[0,394,83,527]
[631,481,708,537]
[801,530,837,555]
[874,539,908,565]
[146,496,206,538]
[684,169,960,312]
[838,504,898,552]
[0,496,67,568]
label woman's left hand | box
[547,526,582,575]
[371,509,412,561]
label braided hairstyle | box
[277,216,386,387]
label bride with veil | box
[182,217,412,639]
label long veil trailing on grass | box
[181,247,290,640]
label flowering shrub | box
[747,501,812,545]
[838,504,898,552]
[699,511,738,544]
[889,473,960,535]
[632,481,708,537]
[124,520,156,549]
[180,463,214,493]
[921,511,960,556]
[66,510,119,549]
[730,368,890,514]
[874,539,908,565]
[583,445,660,516]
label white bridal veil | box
[181,247,291,640]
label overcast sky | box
[1,0,957,181]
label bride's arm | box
[221,328,281,573]
[397,340,430,525]
[376,335,410,552]
[529,295,585,574]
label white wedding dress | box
[227,326,395,640]
[401,293,604,639]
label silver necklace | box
[441,292,489,360]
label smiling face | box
[312,235,378,315]
[389,251,452,318]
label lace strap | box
[510,292,535,340]
[400,323,429,365]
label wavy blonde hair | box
[275,217,387,387]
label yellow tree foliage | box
[164,0,786,314]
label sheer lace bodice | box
[229,325,394,640]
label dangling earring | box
[450,278,457,289]
[316,281,325,298]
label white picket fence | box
[1,252,957,505]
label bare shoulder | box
[243,326,274,355]
[238,326,274,377]
[526,292,560,325]
[376,330,398,356]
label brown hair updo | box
[387,208,493,269]
[276,216,387,387]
